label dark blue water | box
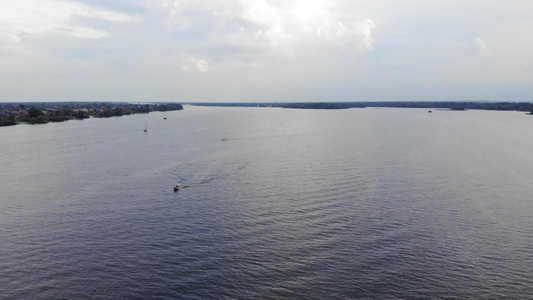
[1,106,533,299]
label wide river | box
[1,106,533,299]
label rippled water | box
[1,106,533,299]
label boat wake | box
[170,162,249,189]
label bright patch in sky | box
[0,0,134,40]
[1,0,533,102]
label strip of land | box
[0,102,183,127]
[188,101,533,111]
[2,101,532,127]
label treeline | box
[191,101,533,112]
[0,116,16,126]
[279,102,366,109]
[0,102,183,127]
[361,101,533,111]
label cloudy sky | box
[1,0,532,102]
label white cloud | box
[75,6,136,23]
[473,38,491,58]
[181,54,209,72]
[0,0,136,44]
[66,27,112,39]
[0,33,21,45]
[149,0,376,67]
[235,1,376,57]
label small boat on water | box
[144,121,148,132]
[173,184,181,192]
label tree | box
[155,103,184,111]
[0,116,16,126]
[28,107,44,118]
[73,110,89,119]
[137,105,151,113]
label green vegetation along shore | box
[3,101,533,127]
[190,101,533,112]
[0,102,183,127]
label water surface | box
[1,106,533,299]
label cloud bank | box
[1,0,532,101]
[148,0,376,69]
[0,0,134,42]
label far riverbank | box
[188,101,533,112]
[0,102,183,127]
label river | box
[1,106,532,299]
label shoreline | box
[0,102,183,127]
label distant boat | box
[428,110,432,113]
[144,122,148,132]
[164,117,167,120]
[221,137,228,141]
[173,184,181,192]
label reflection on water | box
[1,107,533,299]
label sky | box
[1,0,533,102]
